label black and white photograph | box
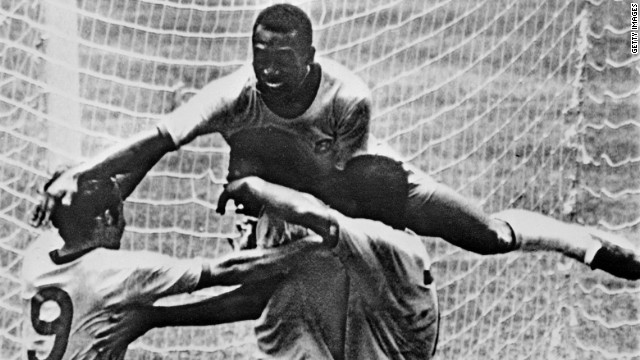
[1,0,639,359]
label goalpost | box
[0,0,637,359]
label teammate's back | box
[21,178,201,360]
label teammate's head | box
[252,4,315,97]
[49,177,125,250]
[338,155,409,229]
[254,4,313,48]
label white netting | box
[562,1,640,359]
[0,0,638,359]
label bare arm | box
[95,279,280,350]
[111,130,176,199]
[217,177,338,246]
[28,129,175,227]
[48,129,174,202]
[194,239,323,289]
[153,279,280,327]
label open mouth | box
[264,81,284,89]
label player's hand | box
[46,167,80,206]
[216,177,266,215]
[29,183,54,228]
[95,305,156,354]
[29,165,79,228]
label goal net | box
[0,0,638,359]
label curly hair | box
[342,155,409,229]
[49,177,122,231]
[253,3,313,48]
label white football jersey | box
[254,211,438,360]
[21,230,202,360]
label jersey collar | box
[49,247,96,265]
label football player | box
[22,171,317,359]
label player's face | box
[252,25,313,98]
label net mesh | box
[0,0,638,359]
[562,1,640,359]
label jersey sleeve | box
[157,65,254,148]
[330,212,428,288]
[327,61,372,169]
[333,97,371,169]
[88,250,203,306]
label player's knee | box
[473,217,517,255]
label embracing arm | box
[80,129,173,180]
[95,279,280,351]
[44,129,174,206]
[40,69,247,217]
[29,129,174,227]
[154,279,280,327]
[217,177,338,246]
[194,239,323,289]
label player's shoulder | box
[334,211,417,244]
[82,247,176,271]
[317,57,371,101]
[197,63,256,99]
[338,213,427,254]
[21,230,62,280]
[214,63,254,83]
[333,213,430,274]
[25,230,63,254]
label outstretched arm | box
[194,239,323,289]
[493,209,640,280]
[30,129,174,227]
[50,129,174,203]
[95,279,280,351]
[35,68,251,227]
[156,278,280,327]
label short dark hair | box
[49,177,122,231]
[342,155,409,228]
[253,4,313,48]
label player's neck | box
[261,63,321,119]
[51,244,96,264]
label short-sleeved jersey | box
[21,231,202,360]
[254,211,438,360]
[159,57,371,189]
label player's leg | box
[493,209,640,280]
[403,169,516,255]
[403,171,640,279]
